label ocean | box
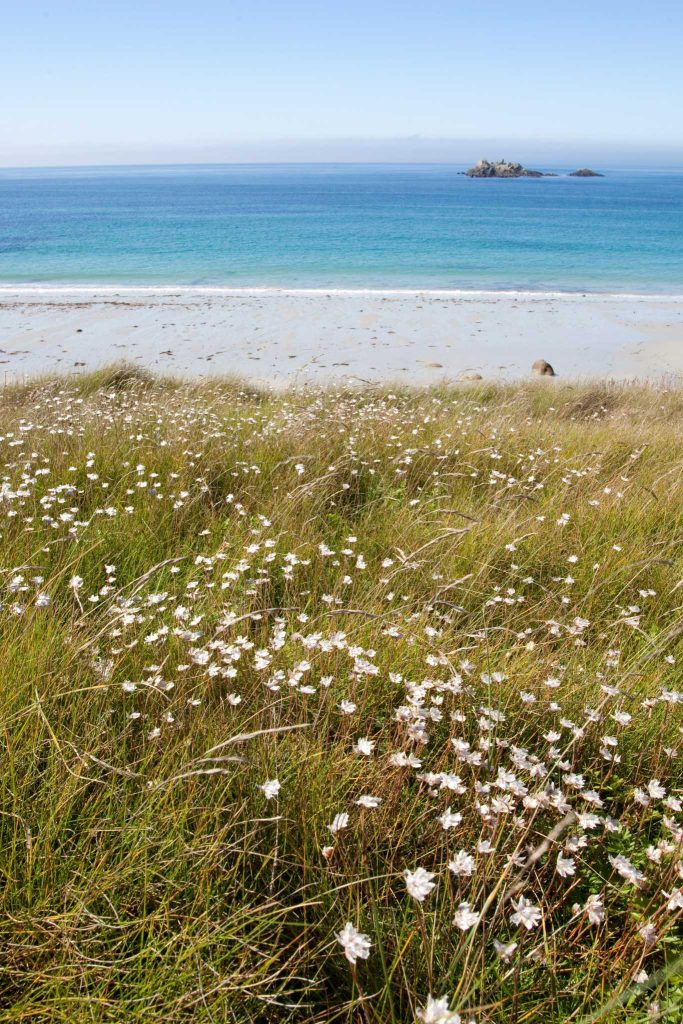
[0,163,682,293]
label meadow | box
[0,366,681,1023]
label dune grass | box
[0,367,681,1022]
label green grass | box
[0,367,681,1022]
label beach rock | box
[532,359,556,377]
[457,371,484,381]
[466,159,546,178]
[569,168,604,177]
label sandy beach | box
[0,287,682,383]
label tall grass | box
[0,368,681,1022]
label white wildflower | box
[452,903,479,931]
[448,850,476,877]
[404,867,436,902]
[259,779,281,800]
[638,922,658,947]
[609,854,646,887]
[510,895,542,930]
[416,994,461,1023]
[355,795,381,808]
[556,854,576,878]
[328,812,350,834]
[335,922,372,964]
[665,888,683,911]
[584,894,605,925]
[438,807,463,830]
[493,938,518,962]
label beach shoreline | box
[2,285,683,300]
[1,287,682,383]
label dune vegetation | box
[0,366,681,1023]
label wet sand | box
[0,288,682,384]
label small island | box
[569,167,605,177]
[465,159,549,178]
[465,160,606,178]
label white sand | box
[0,287,682,384]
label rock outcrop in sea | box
[465,159,547,178]
[569,168,604,177]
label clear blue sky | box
[2,0,683,165]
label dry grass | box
[0,368,681,1022]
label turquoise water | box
[0,164,682,292]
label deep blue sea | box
[0,164,682,292]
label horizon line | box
[2,158,683,172]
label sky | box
[2,0,683,166]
